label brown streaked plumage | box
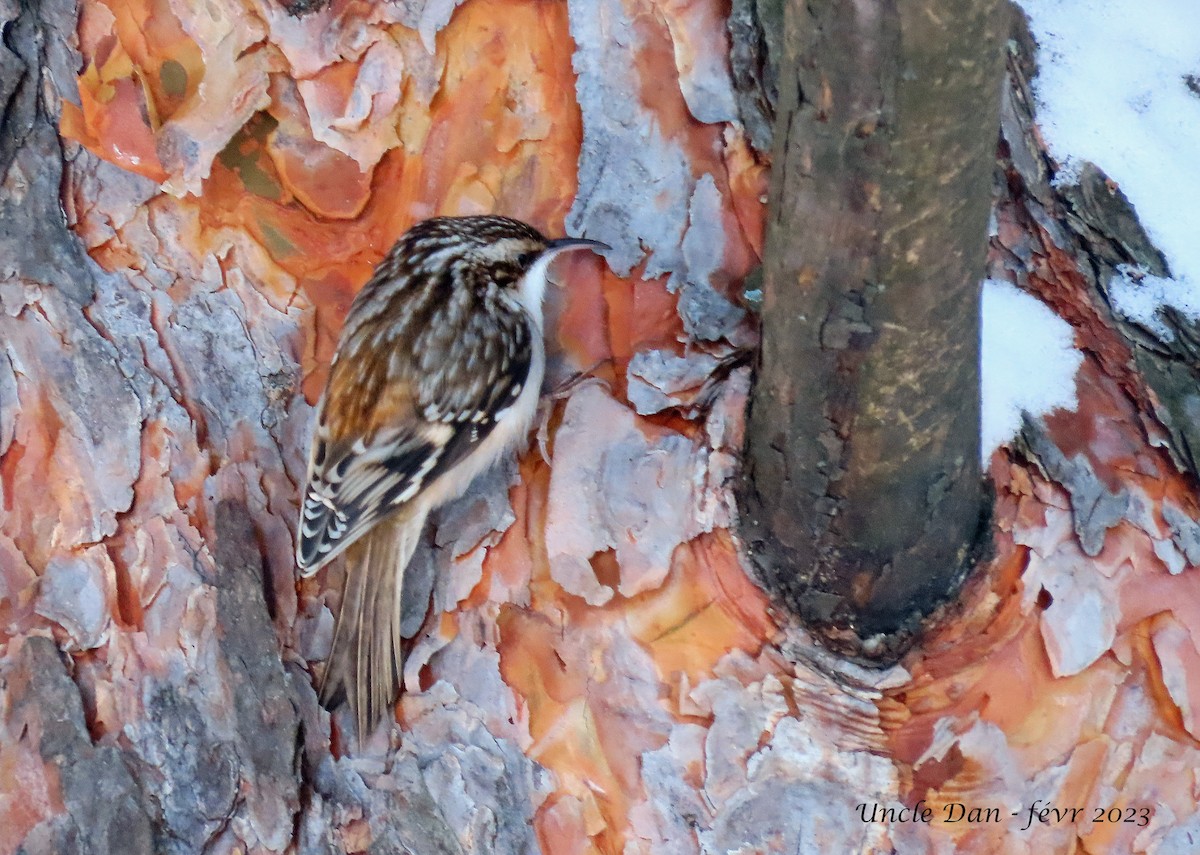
[297,215,607,742]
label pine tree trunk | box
[2,1,1197,854]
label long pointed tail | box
[319,510,426,741]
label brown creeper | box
[297,215,607,739]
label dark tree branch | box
[740,0,1008,656]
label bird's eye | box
[516,251,538,268]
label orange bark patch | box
[67,69,167,183]
[627,532,776,686]
[66,0,204,182]
[496,605,643,854]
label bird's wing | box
[296,315,532,574]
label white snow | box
[1109,266,1197,341]
[980,280,1083,462]
[1017,0,1200,335]
[983,2,1200,450]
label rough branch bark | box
[740,0,1008,652]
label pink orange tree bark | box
[2,1,1199,854]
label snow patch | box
[1108,265,1200,341]
[1018,0,1200,334]
[980,279,1083,461]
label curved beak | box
[545,236,611,255]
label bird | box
[296,215,608,741]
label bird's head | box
[395,216,609,299]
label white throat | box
[516,252,555,330]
